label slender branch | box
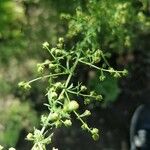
[79,59,123,73]
[28,72,68,84]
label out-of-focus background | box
[0,0,150,149]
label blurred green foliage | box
[88,73,121,106]
[0,0,150,148]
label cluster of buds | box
[18,81,31,90]
[91,128,99,141]
[92,49,102,64]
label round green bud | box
[96,95,102,101]
[54,68,61,73]
[80,85,87,92]
[122,69,128,76]
[37,65,44,74]
[68,100,79,111]
[57,43,63,49]
[64,119,72,127]
[114,72,121,78]
[99,75,106,81]
[81,124,88,130]
[55,120,62,128]
[49,63,57,69]
[51,92,58,99]
[49,113,59,121]
[58,37,64,43]
[24,83,31,90]
[91,128,99,135]
[42,41,49,49]
[92,133,99,141]
[26,133,34,141]
[55,82,64,89]
[83,110,91,117]
[84,98,91,105]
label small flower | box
[42,41,49,49]
[92,133,99,141]
[37,64,44,74]
[91,128,99,135]
[122,69,128,76]
[49,63,57,69]
[114,72,121,78]
[99,75,106,81]
[81,123,88,130]
[18,81,31,90]
[80,110,91,117]
[49,113,59,121]
[58,37,64,43]
[91,128,99,141]
[64,119,72,127]
[26,133,34,141]
[80,85,87,92]
[96,95,102,101]
[84,98,91,105]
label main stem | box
[31,54,80,149]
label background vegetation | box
[0,0,150,149]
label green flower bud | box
[49,63,56,69]
[68,100,79,111]
[81,124,88,130]
[92,133,99,141]
[26,133,34,141]
[84,98,91,105]
[58,37,64,43]
[54,68,61,73]
[55,120,62,128]
[50,92,58,99]
[49,113,59,121]
[55,82,64,89]
[91,128,99,141]
[57,43,63,49]
[93,57,101,63]
[82,110,91,117]
[91,128,99,135]
[80,85,87,92]
[99,75,106,81]
[18,81,25,87]
[24,83,31,90]
[37,64,44,74]
[114,72,121,78]
[96,95,102,101]
[122,69,128,76]
[58,94,64,101]
[42,41,49,49]
[90,91,95,96]
[64,119,72,127]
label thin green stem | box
[66,89,97,99]
[28,72,68,84]
[73,111,91,132]
[31,55,80,149]
[79,59,123,73]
